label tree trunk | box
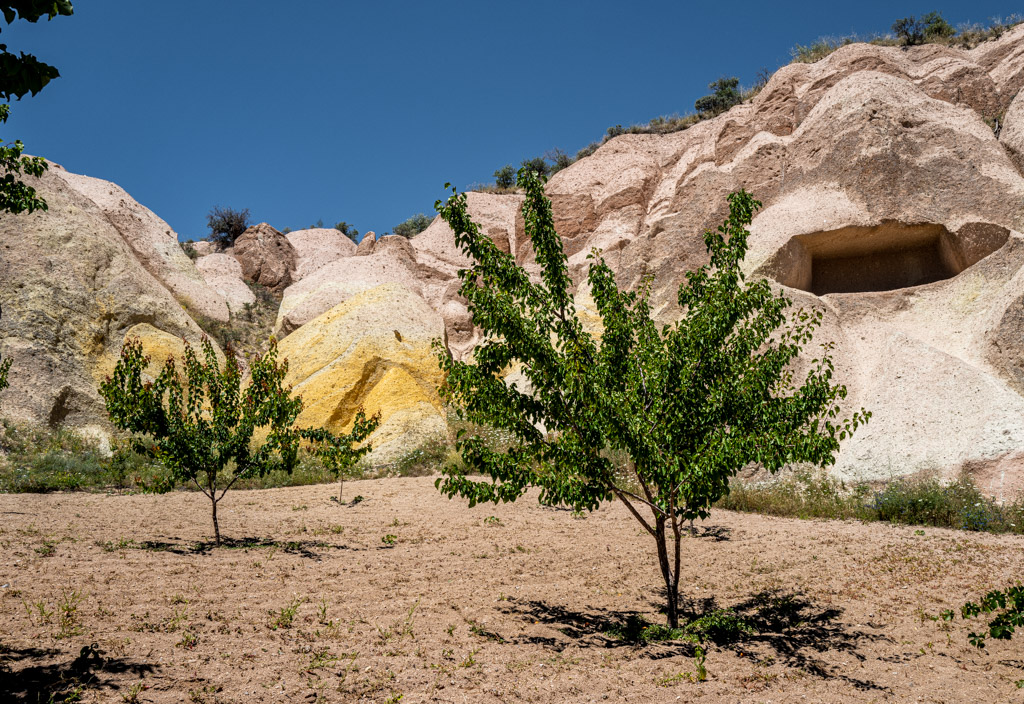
[211,496,221,547]
[339,477,344,503]
[654,517,680,629]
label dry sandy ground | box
[1,477,1023,703]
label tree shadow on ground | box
[503,599,697,659]
[0,643,158,702]
[133,536,348,559]
[502,588,889,690]
[690,524,732,541]
[723,588,890,692]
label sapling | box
[433,167,869,627]
[100,337,302,546]
[300,408,380,502]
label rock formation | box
[278,283,447,464]
[285,228,357,280]
[0,166,214,434]
[232,223,297,293]
[8,26,1024,479]
[196,253,256,312]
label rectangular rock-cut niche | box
[770,222,983,296]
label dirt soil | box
[2,477,1023,703]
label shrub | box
[180,241,198,260]
[0,420,163,493]
[520,156,549,178]
[921,11,955,40]
[335,221,359,243]
[546,148,572,175]
[206,206,251,248]
[493,165,516,190]
[893,16,926,46]
[694,77,741,118]
[392,213,432,238]
[99,337,304,545]
[390,436,452,477]
[433,168,868,627]
[717,468,872,521]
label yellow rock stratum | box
[279,283,447,464]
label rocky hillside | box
[5,26,1024,483]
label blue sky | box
[3,1,1018,241]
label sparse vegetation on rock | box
[493,165,515,190]
[335,220,359,243]
[392,213,431,238]
[433,168,868,628]
[206,205,252,248]
[694,77,742,118]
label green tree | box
[335,220,359,243]
[0,1,74,215]
[520,156,549,179]
[301,409,380,502]
[99,337,303,546]
[206,205,251,248]
[493,164,516,190]
[433,167,869,628]
[393,212,432,238]
[921,11,955,40]
[893,16,926,46]
[694,77,741,118]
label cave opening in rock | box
[764,221,1009,296]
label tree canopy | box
[100,338,303,546]
[433,167,869,627]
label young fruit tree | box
[301,409,380,503]
[100,337,303,546]
[433,167,870,628]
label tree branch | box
[612,488,657,536]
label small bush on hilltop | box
[335,221,359,243]
[520,156,549,179]
[392,213,432,238]
[694,77,742,118]
[493,165,516,190]
[206,206,251,248]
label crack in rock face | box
[761,221,1010,295]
